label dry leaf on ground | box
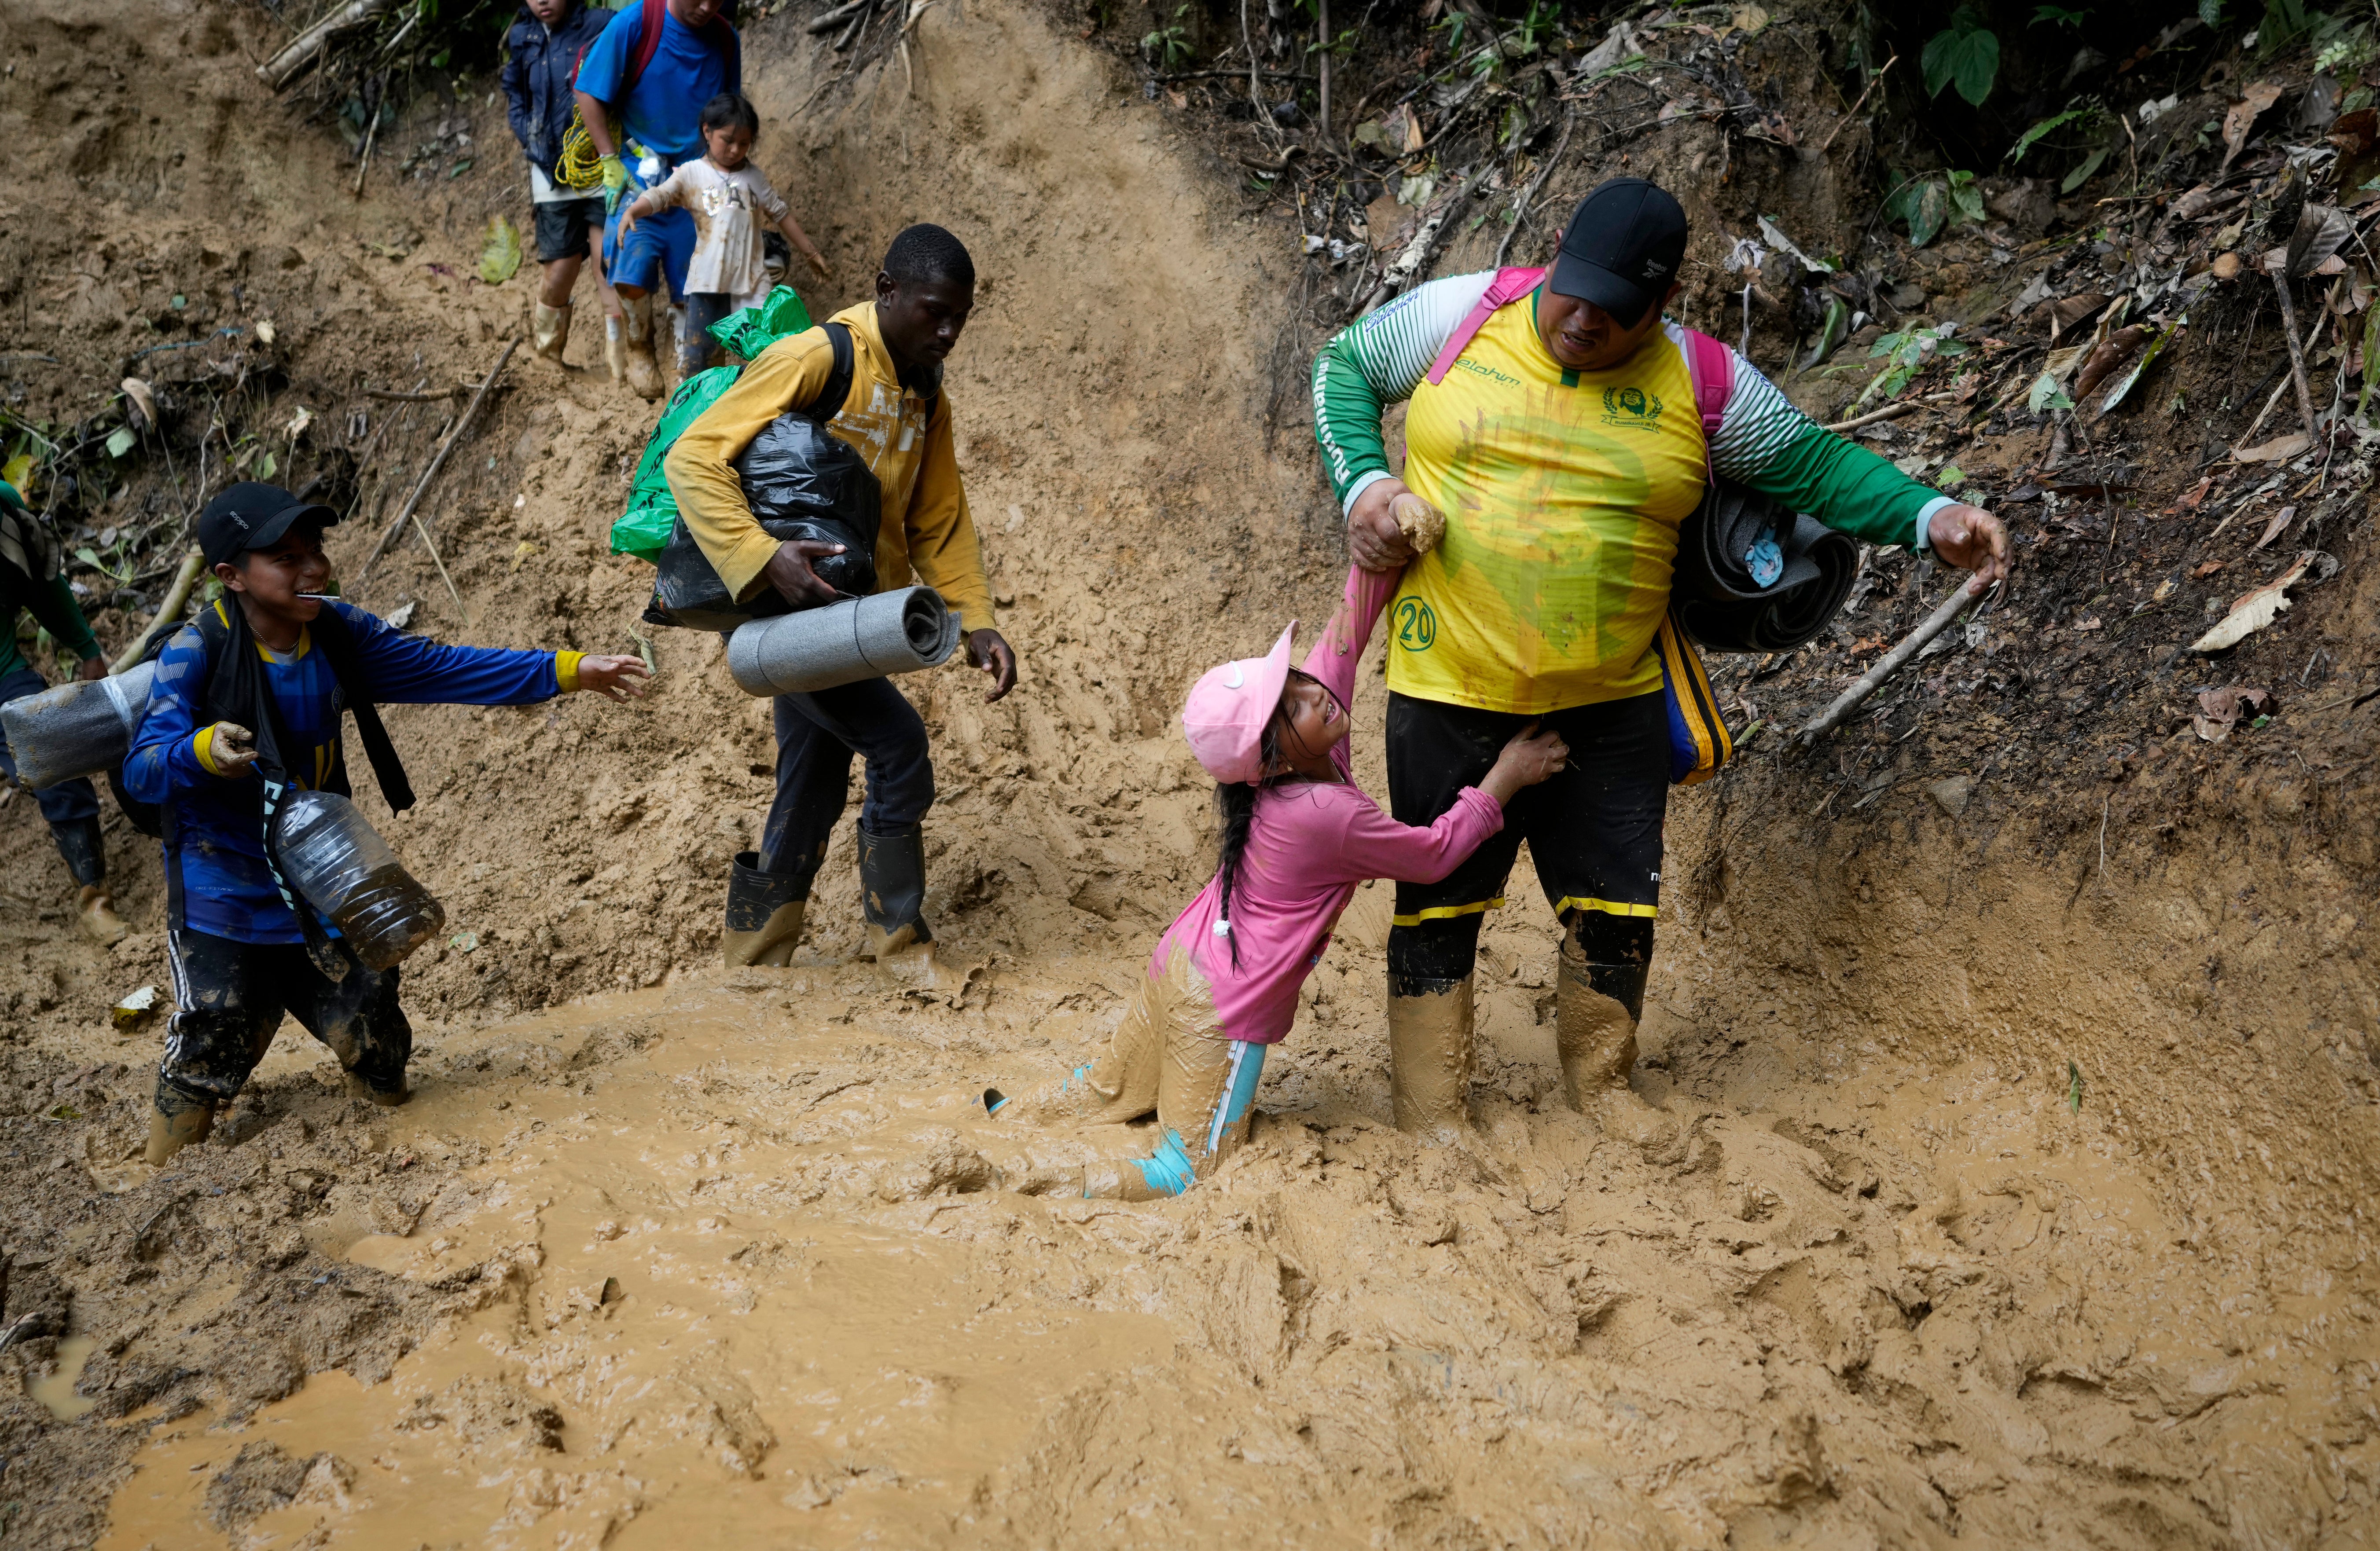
[2232,433,2312,462]
[2193,685,2272,741]
[2189,551,2333,652]
[2223,81,2286,171]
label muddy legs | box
[723,851,808,968]
[617,293,663,400]
[1387,975,1475,1143]
[1555,934,1678,1154]
[532,301,573,364]
[144,1084,214,1166]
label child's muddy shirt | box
[1153,565,1505,1045]
[642,158,789,300]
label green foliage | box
[1923,6,2001,106]
[1884,170,1985,247]
[1856,324,1968,407]
[2199,0,2225,23]
[479,214,523,286]
[2028,372,2076,414]
[2256,0,2324,56]
[2031,4,2091,28]
[2011,106,2088,161]
[1142,4,1193,70]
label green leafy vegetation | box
[1884,169,1985,248]
[1923,6,2001,106]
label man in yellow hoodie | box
[666,224,1017,978]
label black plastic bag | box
[644,412,881,631]
[1671,481,1858,654]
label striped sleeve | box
[1691,329,1954,551]
[1312,271,1497,513]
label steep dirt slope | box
[1,1,2377,1547]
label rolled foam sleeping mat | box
[1673,485,1860,654]
[725,586,963,698]
[0,660,159,791]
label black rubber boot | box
[857,825,931,958]
[724,850,808,968]
[51,815,105,888]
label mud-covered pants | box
[157,928,411,1113]
[1000,946,1267,1199]
[757,676,934,893]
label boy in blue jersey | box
[125,483,649,1165]
[571,0,742,399]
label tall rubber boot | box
[532,301,573,364]
[1554,936,1680,1156]
[618,293,664,400]
[77,886,128,946]
[603,312,628,384]
[145,1085,215,1166]
[724,850,807,968]
[1387,974,1473,1144]
[858,825,977,1000]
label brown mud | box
[2,0,2378,1547]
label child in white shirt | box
[620,92,831,378]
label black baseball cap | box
[1547,178,1690,330]
[200,482,337,567]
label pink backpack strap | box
[1680,327,1734,477]
[1423,267,1546,386]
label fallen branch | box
[1155,69,1315,83]
[2267,270,2326,452]
[1822,393,1960,434]
[804,0,870,32]
[257,0,399,90]
[1817,52,1895,155]
[362,386,465,402]
[354,338,518,592]
[110,546,206,674]
[1797,584,1982,744]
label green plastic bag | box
[608,285,819,562]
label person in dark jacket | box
[503,0,625,379]
[0,479,126,944]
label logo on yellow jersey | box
[1598,386,1664,429]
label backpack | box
[1420,268,1736,786]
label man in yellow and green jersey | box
[667,223,1018,985]
[1311,177,2009,1148]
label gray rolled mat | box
[0,660,158,791]
[726,586,962,698]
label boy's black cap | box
[1547,178,1689,329]
[200,482,337,567]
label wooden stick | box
[354,338,517,590]
[110,546,205,674]
[352,109,381,199]
[362,386,464,402]
[407,508,472,629]
[257,0,398,89]
[2269,269,2325,451]
[1817,53,1894,155]
[1797,584,1981,744]
[1317,0,1330,143]
[804,0,868,32]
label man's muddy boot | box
[723,851,807,968]
[533,301,573,364]
[1388,974,1474,1143]
[145,1086,215,1166]
[1554,937,1679,1156]
[77,884,128,946]
[858,825,977,998]
[619,294,663,400]
[603,313,628,384]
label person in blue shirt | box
[0,478,127,943]
[125,483,650,1165]
[571,0,742,399]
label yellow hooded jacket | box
[663,301,996,635]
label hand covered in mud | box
[1346,478,1421,572]
[204,721,258,779]
[966,628,1017,703]
[573,654,651,701]
[1478,720,1568,806]
[764,537,848,609]
[1926,503,2012,594]
[75,655,107,683]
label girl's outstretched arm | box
[1302,562,1400,720]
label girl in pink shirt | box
[986,564,1566,1198]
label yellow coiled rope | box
[553,108,616,191]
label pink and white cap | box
[1180,623,1297,785]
